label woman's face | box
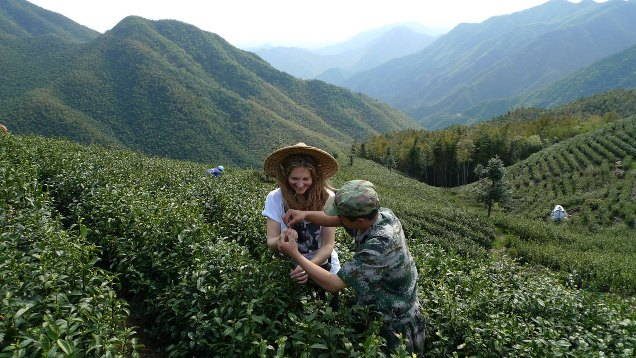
[288,167,313,195]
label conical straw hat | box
[264,142,338,179]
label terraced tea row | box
[508,117,636,228]
[496,117,636,294]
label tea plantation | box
[1,133,635,357]
[492,116,636,295]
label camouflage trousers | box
[382,304,426,356]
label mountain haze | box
[254,25,435,81]
[1,5,416,167]
[343,0,636,129]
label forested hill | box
[0,10,417,167]
[0,0,98,42]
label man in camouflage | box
[278,180,425,355]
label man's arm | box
[278,230,346,293]
[284,209,341,227]
[307,226,335,266]
[289,227,335,285]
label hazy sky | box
[28,0,598,48]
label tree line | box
[356,107,621,187]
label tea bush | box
[2,135,388,356]
[0,135,137,356]
[455,117,636,294]
[2,134,635,357]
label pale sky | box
[28,0,600,48]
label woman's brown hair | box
[275,154,330,211]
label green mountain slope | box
[0,15,417,166]
[0,0,98,42]
[344,0,636,129]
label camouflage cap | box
[325,180,380,217]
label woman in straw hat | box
[262,142,340,285]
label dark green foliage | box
[1,135,390,356]
[383,147,398,172]
[348,141,357,166]
[416,244,635,357]
[474,156,511,217]
[493,216,636,295]
[0,135,136,356]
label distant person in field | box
[262,142,341,287]
[551,204,568,222]
[0,123,8,135]
[279,180,425,355]
[206,165,224,177]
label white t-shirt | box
[262,188,340,273]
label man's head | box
[326,180,379,227]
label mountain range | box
[0,0,416,167]
[253,25,436,81]
[338,0,636,129]
[4,0,636,165]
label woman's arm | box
[266,218,282,250]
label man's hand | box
[283,209,306,226]
[277,228,299,257]
[290,265,309,284]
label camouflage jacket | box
[337,208,419,323]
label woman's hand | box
[290,265,309,284]
[277,228,299,257]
